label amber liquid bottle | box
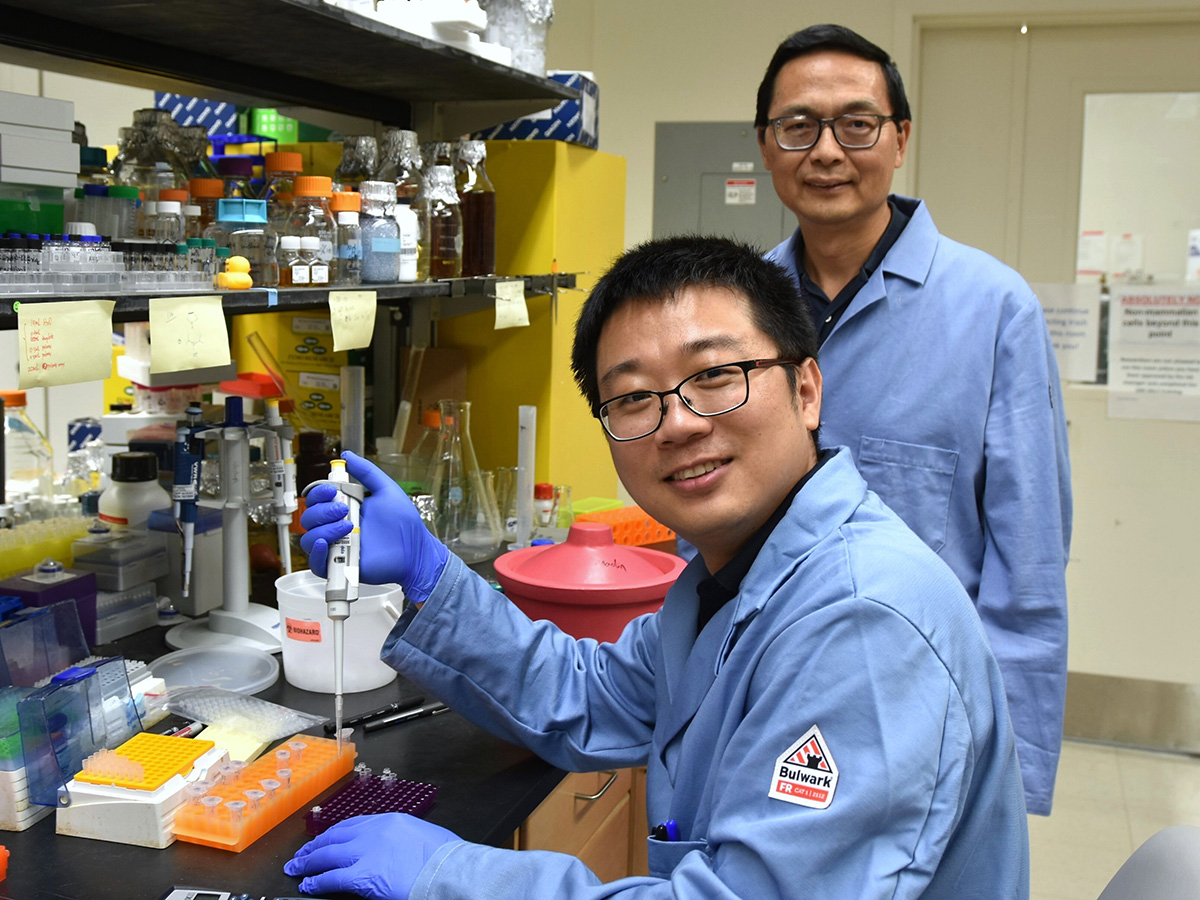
[456,141,496,277]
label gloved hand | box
[301,451,449,604]
[285,812,462,900]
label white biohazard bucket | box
[275,570,403,693]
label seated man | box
[287,236,1029,900]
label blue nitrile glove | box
[285,812,462,899]
[301,451,449,604]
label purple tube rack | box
[304,771,439,835]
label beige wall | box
[548,0,1200,248]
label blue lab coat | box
[382,448,1029,899]
[765,196,1072,815]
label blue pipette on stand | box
[172,406,205,597]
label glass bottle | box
[288,176,336,265]
[429,399,502,564]
[1,389,54,507]
[334,211,363,286]
[188,178,225,232]
[300,235,329,286]
[217,156,255,198]
[263,151,304,204]
[154,200,184,244]
[376,128,423,204]
[203,198,278,287]
[279,235,306,287]
[333,135,378,192]
[456,140,496,277]
[359,180,399,284]
[419,166,463,279]
[403,407,442,491]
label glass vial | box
[279,235,307,287]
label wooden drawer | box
[577,792,630,883]
[519,768,632,858]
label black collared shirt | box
[695,451,833,635]
[793,199,910,344]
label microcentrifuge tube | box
[277,768,292,789]
[201,795,224,816]
[225,799,247,823]
[244,788,266,810]
[287,741,307,760]
[260,778,281,799]
[275,749,291,764]
[184,784,209,807]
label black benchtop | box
[0,620,565,900]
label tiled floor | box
[1030,739,1200,899]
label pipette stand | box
[166,398,282,653]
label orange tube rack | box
[172,734,356,852]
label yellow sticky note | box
[494,279,529,330]
[148,295,231,374]
[17,299,116,389]
[328,290,377,351]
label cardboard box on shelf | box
[472,71,598,149]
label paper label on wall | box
[1076,230,1108,280]
[1107,286,1200,421]
[148,295,231,374]
[494,279,529,330]
[725,178,757,205]
[17,299,116,389]
[1033,283,1100,383]
[1187,229,1200,282]
[1110,233,1144,279]
[328,290,377,351]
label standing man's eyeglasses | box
[769,114,900,151]
[596,358,801,442]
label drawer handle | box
[574,770,619,802]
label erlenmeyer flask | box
[429,400,503,563]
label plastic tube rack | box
[172,734,356,852]
[304,764,438,834]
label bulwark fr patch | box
[768,724,839,809]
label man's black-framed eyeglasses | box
[769,113,899,151]
[596,358,801,442]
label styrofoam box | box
[0,121,73,142]
[0,90,74,131]
[0,134,79,172]
[0,165,77,189]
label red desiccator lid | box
[493,521,686,607]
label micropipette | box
[302,459,363,756]
[262,399,298,575]
[172,406,205,597]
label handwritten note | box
[328,290,377,351]
[17,300,116,389]
[149,295,231,374]
[495,279,529,330]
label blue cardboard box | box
[473,71,598,149]
[154,92,239,137]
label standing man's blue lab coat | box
[382,448,1029,900]
[766,196,1072,815]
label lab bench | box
[0,624,567,900]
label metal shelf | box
[0,274,575,329]
[0,0,575,125]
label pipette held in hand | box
[323,459,363,756]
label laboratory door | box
[915,21,1200,747]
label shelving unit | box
[0,0,576,133]
[0,274,575,329]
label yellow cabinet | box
[437,141,626,500]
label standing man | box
[756,24,1072,815]
[287,237,1028,899]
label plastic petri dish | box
[148,645,280,694]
